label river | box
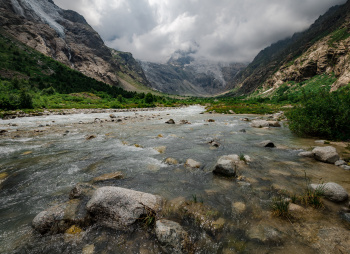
[0,106,349,253]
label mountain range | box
[0,0,349,98]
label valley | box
[0,0,350,253]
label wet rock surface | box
[184,159,201,169]
[86,186,163,229]
[2,106,350,253]
[155,219,190,254]
[32,199,90,234]
[258,140,276,148]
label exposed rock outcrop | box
[86,186,163,229]
[227,1,350,95]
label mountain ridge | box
[0,0,152,93]
[227,1,350,96]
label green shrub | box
[287,88,350,140]
[144,93,154,104]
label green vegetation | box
[205,97,284,114]
[1,28,350,143]
[0,33,191,112]
[328,27,350,47]
[287,86,350,140]
[262,74,337,103]
[271,196,290,218]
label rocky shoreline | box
[0,106,188,120]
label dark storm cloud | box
[54,0,347,63]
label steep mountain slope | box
[228,0,350,95]
[142,51,246,96]
[0,0,151,92]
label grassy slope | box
[0,31,189,113]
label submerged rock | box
[165,158,179,165]
[184,159,201,169]
[309,182,348,202]
[0,172,9,181]
[341,213,350,223]
[208,139,220,147]
[86,186,163,229]
[155,219,190,254]
[69,183,96,200]
[335,160,347,166]
[154,146,167,154]
[232,202,246,214]
[248,224,284,244]
[92,172,123,183]
[181,202,223,235]
[85,135,96,140]
[312,146,340,164]
[340,165,350,170]
[298,151,314,158]
[82,244,95,254]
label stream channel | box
[0,105,349,253]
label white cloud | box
[54,0,347,63]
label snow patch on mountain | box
[10,0,65,37]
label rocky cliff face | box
[142,52,246,96]
[229,0,350,95]
[264,30,350,93]
[110,49,151,88]
[0,0,150,92]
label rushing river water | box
[0,106,349,254]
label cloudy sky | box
[54,0,347,63]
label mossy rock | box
[0,172,9,180]
[180,202,224,235]
[65,225,83,235]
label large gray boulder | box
[251,120,270,128]
[309,182,348,202]
[86,187,163,229]
[312,146,340,164]
[155,219,189,254]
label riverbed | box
[0,105,349,253]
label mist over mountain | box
[141,50,246,96]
